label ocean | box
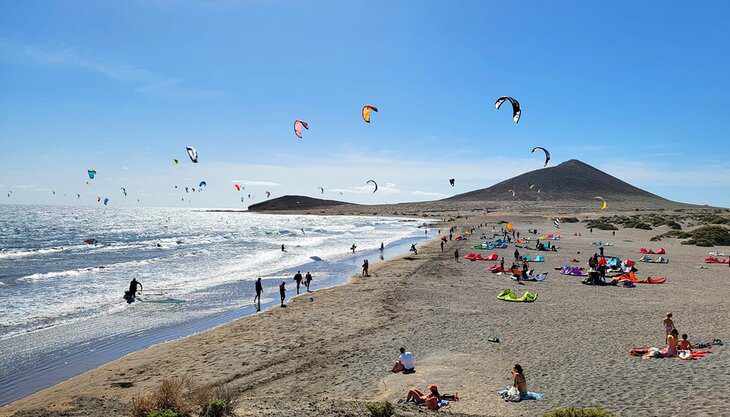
[0,205,430,405]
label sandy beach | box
[2,211,728,417]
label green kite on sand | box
[497,289,538,302]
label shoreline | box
[0,216,439,407]
[2,213,728,417]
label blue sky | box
[1,0,729,208]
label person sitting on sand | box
[362,259,369,276]
[514,249,520,262]
[521,260,529,280]
[406,384,441,410]
[512,364,528,399]
[679,334,692,351]
[391,347,415,374]
[666,329,679,357]
[664,313,675,337]
[410,244,418,255]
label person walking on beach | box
[514,248,520,262]
[663,313,675,337]
[454,249,460,262]
[500,257,505,273]
[305,272,312,292]
[362,259,369,276]
[254,277,263,311]
[410,244,418,255]
[279,281,286,307]
[599,246,605,259]
[449,232,453,241]
[440,240,444,252]
[294,271,303,294]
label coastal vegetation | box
[132,378,237,417]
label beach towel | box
[631,346,711,360]
[497,289,538,302]
[498,386,544,402]
[560,266,587,276]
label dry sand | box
[2,212,729,417]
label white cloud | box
[122,166,130,170]
[412,190,447,197]
[242,180,282,187]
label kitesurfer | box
[254,278,263,311]
[125,278,142,302]
[351,244,357,254]
[281,244,286,252]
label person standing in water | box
[351,244,357,254]
[304,272,312,292]
[128,278,142,299]
[281,244,285,252]
[254,278,263,311]
[293,271,303,294]
[279,281,286,307]
[380,242,384,252]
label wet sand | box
[2,212,729,416]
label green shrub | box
[559,217,579,223]
[665,220,682,230]
[651,225,730,246]
[586,220,618,231]
[364,400,396,417]
[146,410,180,417]
[543,407,615,417]
[701,215,729,225]
[195,385,238,417]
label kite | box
[507,188,516,197]
[494,96,521,123]
[241,197,244,203]
[362,105,378,123]
[293,120,309,139]
[506,223,514,231]
[449,179,455,187]
[531,147,551,167]
[84,239,98,245]
[367,179,378,193]
[97,196,101,202]
[186,146,199,163]
[103,197,109,206]
[529,184,536,189]
[234,184,241,191]
[265,191,271,198]
[594,196,607,210]
[185,187,189,193]
[553,218,560,228]
[76,194,81,199]
[121,187,127,196]
[88,170,96,180]
[199,181,207,188]
[173,158,179,165]
[318,186,324,194]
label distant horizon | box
[2,1,729,208]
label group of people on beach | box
[254,270,314,310]
[663,313,692,357]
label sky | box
[1,0,729,208]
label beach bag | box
[501,386,522,402]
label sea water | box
[0,205,429,404]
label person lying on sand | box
[406,385,442,410]
[391,347,415,374]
